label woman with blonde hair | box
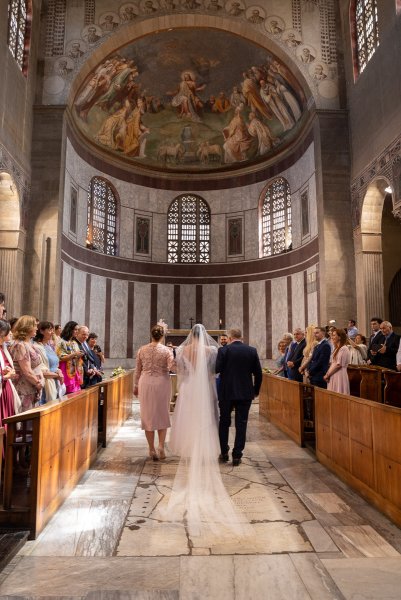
[273,339,287,376]
[9,315,44,411]
[324,328,350,394]
[134,324,176,461]
[299,324,317,384]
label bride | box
[166,324,250,538]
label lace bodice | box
[134,343,175,384]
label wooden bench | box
[0,370,133,538]
[347,365,383,403]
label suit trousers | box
[218,398,252,459]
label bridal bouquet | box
[111,366,126,377]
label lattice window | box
[261,178,292,257]
[354,0,379,74]
[87,177,118,256]
[167,195,210,263]
[7,0,30,72]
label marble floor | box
[2,403,401,599]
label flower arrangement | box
[262,367,272,374]
[111,366,126,377]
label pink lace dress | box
[10,340,44,411]
[327,345,350,394]
[135,343,175,431]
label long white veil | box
[166,324,250,539]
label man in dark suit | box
[367,317,385,363]
[75,325,103,388]
[370,321,400,371]
[306,326,331,388]
[215,328,262,466]
[286,328,306,382]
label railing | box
[0,370,133,538]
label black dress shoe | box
[232,458,241,466]
[219,453,229,462]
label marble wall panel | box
[291,271,305,330]
[119,205,134,259]
[71,268,86,325]
[152,212,167,262]
[77,185,88,246]
[309,174,318,239]
[61,262,71,325]
[271,277,288,354]
[180,284,196,330]
[225,283,243,332]
[245,208,259,260]
[308,291,318,326]
[202,284,219,331]
[62,171,71,235]
[249,280,266,359]
[133,282,151,355]
[157,284,174,330]
[110,279,128,358]
[211,214,226,263]
[291,190,302,249]
[88,274,106,349]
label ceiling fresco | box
[72,29,308,173]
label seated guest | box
[346,319,359,340]
[367,317,384,363]
[87,333,104,374]
[75,326,102,387]
[10,315,45,411]
[306,326,331,388]
[348,334,368,365]
[0,320,21,434]
[273,340,287,376]
[370,321,400,371]
[286,328,306,382]
[33,321,64,402]
[299,324,317,383]
[57,321,84,393]
[324,328,350,394]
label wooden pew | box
[315,387,401,528]
[0,427,4,491]
[0,370,133,538]
[97,371,133,447]
[346,365,383,403]
[384,371,401,408]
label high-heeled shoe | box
[149,450,159,461]
[158,448,166,460]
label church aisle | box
[1,404,401,599]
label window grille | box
[355,0,379,73]
[7,0,30,72]
[87,177,117,255]
[261,178,292,257]
[167,195,210,263]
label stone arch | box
[0,171,25,316]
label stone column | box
[0,230,26,317]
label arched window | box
[7,0,31,74]
[167,194,210,263]
[87,177,118,256]
[350,0,379,76]
[261,177,292,257]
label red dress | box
[0,348,16,434]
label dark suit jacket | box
[76,340,102,387]
[287,339,306,382]
[368,331,385,363]
[372,332,400,370]
[216,341,262,402]
[308,339,331,383]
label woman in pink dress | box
[134,325,176,461]
[56,321,84,394]
[0,320,21,439]
[324,328,350,394]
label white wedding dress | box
[167,324,250,539]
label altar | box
[166,329,226,346]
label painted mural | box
[72,29,307,172]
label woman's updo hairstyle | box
[151,325,164,341]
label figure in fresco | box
[223,104,253,163]
[121,5,138,21]
[143,0,158,13]
[300,47,315,63]
[96,59,138,111]
[75,59,117,120]
[67,41,85,60]
[313,64,327,80]
[241,71,272,120]
[274,80,302,122]
[212,92,231,113]
[247,9,264,24]
[259,79,294,131]
[207,0,223,11]
[169,72,206,122]
[95,101,131,149]
[84,25,102,44]
[268,20,283,35]
[230,86,245,108]
[100,14,119,31]
[122,98,150,157]
[285,32,301,50]
[227,1,244,16]
[182,0,201,8]
[247,111,278,155]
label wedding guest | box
[286,328,306,382]
[367,317,384,363]
[87,333,104,373]
[9,315,44,411]
[134,325,176,461]
[0,293,5,319]
[370,321,400,371]
[281,332,294,378]
[397,338,401,372]
[0,320,21,436]
[50,323,62,350]
[348,334,368,365]
[219,334,228,347]
[273,340,287,376]
[346,319,358,340]
[57,321,83,393]
[33,322,64,402]
[306,326,331,388]
[299,324,317,383]
[75,326,102,388]
[324,328,350,394]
